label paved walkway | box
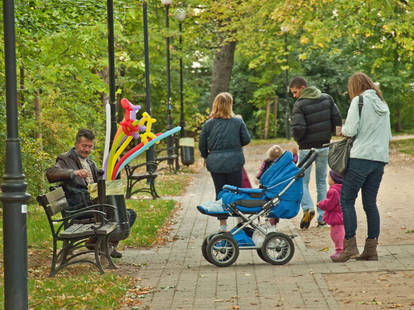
[123,143,414,310]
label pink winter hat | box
[329,170,343,184]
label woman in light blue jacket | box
[332,72,391,263]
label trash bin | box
[179,137,195,166]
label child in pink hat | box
[317,170,344,260]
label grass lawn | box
[0,164,194,309]
[390,138,414,156]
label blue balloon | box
[116,126,182,177]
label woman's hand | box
[335,126,343,137]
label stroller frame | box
[200,149,318,267]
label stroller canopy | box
[259,151,301,201]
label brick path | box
[123,143,414,310]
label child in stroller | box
[197,148,318,267]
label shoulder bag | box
[327,95,363,177]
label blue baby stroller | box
[197,149,317,267]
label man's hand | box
[74,169,88,178]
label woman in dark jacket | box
[199,92,251,231]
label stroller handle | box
[297,148,318,169]
[295,148,318,178]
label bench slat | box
[60,223,96,238]
[95,222,117,235]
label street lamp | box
[1,0,31,308]
[161,0,174,166]
[174,8,186,138]
[142,1,155,163]
[281,25,291,140]
[106,0,117,143]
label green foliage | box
[1,0,414,199]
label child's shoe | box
[330,251,342,260]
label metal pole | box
[1,0,31,308]
[179,22,184,138]
[164,4,174,166]
[284,33,291,140]
[143,1,155,163]
[107,0,117,143]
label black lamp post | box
[1,0,31,308]
[142,1,155,163]
[161,0,174,164]
[106,0,117,143]
[174,8,186,138]
[281,25,291,140]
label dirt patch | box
[323,271,414,309]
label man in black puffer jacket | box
[290,77,342,229]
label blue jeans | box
[340,158,385,239]
[298,147,329,223]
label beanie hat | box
[329,170,343,184]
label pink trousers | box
[330,224,345,252]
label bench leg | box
[126,181,132,199]
[49,239,59,277]
[94,237,105,274]
[150,178,160,199]
[102,236,118,270]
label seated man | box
[46,128,136,258]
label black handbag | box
[328,95,363,177]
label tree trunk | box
[209,40,237,108]
[274,97,278,137]
[34,90,41,142]
[264,98,271,139]
[396,104,402,132]
[34,89,44,192]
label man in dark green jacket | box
[290,77,342,229]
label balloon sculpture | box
[104,98,181,180]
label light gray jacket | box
[342,89,391,163]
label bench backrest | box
[37,187,68,217]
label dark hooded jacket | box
[199,117,251,173]
[46,148,99,209]
[292,87,342,149]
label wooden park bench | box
[154,134,179,172]
[36,187,118,277]
[125,161,159,199]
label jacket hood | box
[363,89,388,116]
[299,86,321,100]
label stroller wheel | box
[256,249,269,263]
[261,232,294,265]
[202,232,224,264]
[206,233,239,267]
